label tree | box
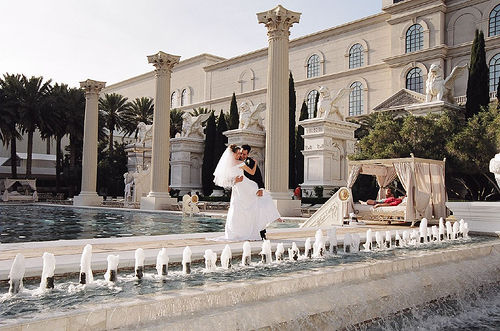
[313,91,319,118]
[17,75,52,178]
[289,72,296,189]
[202,112,217,196]
[170,108,183,138]
[228,92,239,129]
[466,29,489,119]
[99,93,131,154]
[214,111,228,169]
[121,97,154,138]
[0,75,22,178]
[295,101,308,185]
[190,107,210,116]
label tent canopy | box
[347,155,447,220]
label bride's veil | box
[213,147,240,188]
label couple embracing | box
[213,144,281,241]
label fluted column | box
[141,51,180,210]
[258,5,301,216]
[73,79,106,206]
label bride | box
[214,144,281,241]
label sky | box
[1,0,381,88]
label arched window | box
[490,5,500,36]
[406,67,424,93]
[489,53,500,92]
[406,24,423,53]
[306,90,319,118]
[349,44,364,69]
[349,82,363,116]
[181,89,188,106]
[307,54,320,78]
[171,91,178,108]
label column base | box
[140,193,177,210]
[73,192,103,207]
[272,198,301,217]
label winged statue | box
[425,63,468,104]
[180,112,211,138]
[238,102,266,131]
[316,86,351,121]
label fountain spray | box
[40,252,55,289]
[364,229,373,251]
[419,218,428,243]
[395,231,401,247]
[104,255,119,282]
[463,222,470,238]
[182,246,192,274]
[79,244,93,285]
[402,230,410,246]
[304,238,312,258]
[156,248,169,276]
[375,231,383,249]
[351,233,361,252]
[452,222,459,240]
[439,218,445,241]
[9,254,25,294]
[459,219,465,238]
[431,226,439,242]
[446,221,452,240]
[275,243,285,261]
[343,233,352,253]
[204,249,217,271]
[241,241,252,266]
[221,245,232,269]
[327,228,338,254]
[288,242,299,261]
[313,229,326,257]
[260,240,272,264]
[385,231,392,248]
[135,248,145,279]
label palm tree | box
[99,93,131,154]
[121,96,154,138]
[190,107,210,116]
[1,74,25,178]
[170,108,184,138]
[0,78,22,179]
[17,75,52,178]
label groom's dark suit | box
[243,157,264,189]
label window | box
[171,91,178,108]
[307,54,320,78]
[406,24,423,53]
[490,53,500,92]
[406,67,423,93]
[181,89,188,106]
[306,90,319,118]
[349,44,364,69]
[490,5,500,37]
[349,82,363,116]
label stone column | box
[140,51,180,210]
[258,5,301,216]
[73,79,106,207]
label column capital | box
[257,5,301,39]
[147,51,181,74]
[79,79,106,95]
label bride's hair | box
[229,144,240,153]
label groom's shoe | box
[260,229,267,240]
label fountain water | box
[402,230,410,246]
[79,244,93,285]
[463,222,470,238]
[327,228,337,254]
[304,238,312,258]
[419,218,428,243]
[344,234,352,253]
[364,229,372,251]
[453,222,459,240]
[432,226,439,242]
[204,249,217,271]
[459,219,465,238]
[313,229,325,257]
[439,217,445,241]
[375,231,383,249]
[275,243,285,261]
[288,242,299,261]
[182,246,192,274]
[395,231,401,247]
[411,229,419,245]
[351,233,360,252]
[260,240,272,264]
[104,255,119,282]
[135,248,145,279]
[446,221,453,240]
[40,252,55,289]
[241,241,252,266]
[385,231,391,248]
[156,248,169,276]
[220,245,232,269]
[8,254,25,294]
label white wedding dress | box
[213,148,280,241]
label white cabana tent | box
[301,155,447,228]
[1,179,38,202]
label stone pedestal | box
[170,136,204,195]
[74,79,106,207]
[140,51,180,210]
[125,143,152,173]
[299,117,359,197]
[224,128,266,178]
[405,100,462,116]
[258,5,301,216]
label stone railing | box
[455,91,497,105]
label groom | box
[240,144,267,240]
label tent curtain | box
[394,162,416,220]
[430,163,447,218]
[376,167,397,200]
[414,163,432,219]
[347,164,362,188]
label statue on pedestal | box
[316,86,350,121]
[177,113,210,139]
[238,102,265,131]
[425,63,468,103]
[137,122,153,145]
[123,172,134,202]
